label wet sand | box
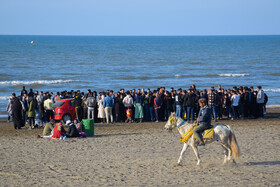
[0,109,279,186]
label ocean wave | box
[263,89,280,93]
[174,74,219,78]
[0,96,11,100]
[0,80,74,86]
[218,73,249,77]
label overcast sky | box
[0,0,279,35]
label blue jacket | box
[103,96,114,108]
[135,95,143,104]
[197,106,211,126]
[175,94,182,106]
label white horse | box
[164,113,240,166]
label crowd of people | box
[7,84,268,130]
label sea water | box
[0,35,280,112]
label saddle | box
[180,124,214,143]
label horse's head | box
[164,113,177,132]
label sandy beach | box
[0,109,279,186]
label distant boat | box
[30,41,34,44]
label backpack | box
[87,97,96,107]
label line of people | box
[7,84,268,129]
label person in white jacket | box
[122,92,133,108]
[256,86,264,118]
[122,92,134,122]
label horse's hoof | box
[231,159,236,164]
[174,163,182,167]
[197,161,201,166]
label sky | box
[0,0,279,36]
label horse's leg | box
[221,145,229,164]
[190,142,201,165]
[176,143,189,166]
[221,142,232,164]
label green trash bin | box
[82,119,94,136]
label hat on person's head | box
[66,120,71,126]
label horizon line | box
[0,34,280,37]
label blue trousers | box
[176,105,182,118]
[149,107,154,121]
[187,106,194,122]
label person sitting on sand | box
[67,122,80,138]
[43,119,56,136]
[73,119,82,132]
[52,122,66,139]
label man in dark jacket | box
[12,94,24,129]
[163,91,173,120]
[243,87,250,118]
[148,91,155,121]
[186,89,197,122]
[175,89,182,118]
[193,98,212,146]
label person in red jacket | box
[52,122,66,139]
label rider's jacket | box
[197,105,211,126]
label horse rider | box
[193,98,212,146]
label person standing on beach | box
[6,98,13,123]
[154,92,163,122]
[98,93,106,123]
[148,90,155,121]
[113,93,121,122]
[134,93,144,123]
[243,87,251,118]
[256,86,265,118]
[28,88,34,98]
[103,92,114,124]
[123,91,134,123]
[11,94,24,129]
[21,94,28,125]
[186,89,197,122]
[231,91,240,120]
[175,89,182,118]
[163,91,173,121]
[208,89,217,121]
[82,95,88,120]
[27,97,36,129]
[44,95,54,122]
[87,93,96,120]
[20,86,27,97]
[74,94,82,121]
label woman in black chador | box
[12,97,24,129]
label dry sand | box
[0,109,279,186]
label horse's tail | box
[226,125,240,158]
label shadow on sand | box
[90,133,139,138]
[245,161,280,166]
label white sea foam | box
[0,80,74,85]
[174,74,181,77]
[263,89,280,93]
[0,96,11,100]
[218,73,249,77]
